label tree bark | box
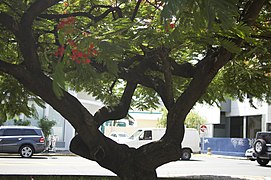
[70,133,181,180]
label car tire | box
[181,149,191,160]
[254,139,267,155]
[20,144,34,158]
[256,157,269,166]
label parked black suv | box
[253,131,271,166]
[0,126,46,157]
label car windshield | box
[129,130,142,140]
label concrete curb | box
[38,150,75,156]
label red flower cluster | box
[71,49,91,64]
[54,39,98,64]
[54,46,65,57]
[54,15,98,65]
[57,17,75,30]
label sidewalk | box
[39,150,75,156]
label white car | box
[245,148,256,161]
[109,132,129,143]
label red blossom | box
[170,22,175,29]
[54,46,65,57]
[89,43,94,50]
[88,43,98,57]
[54,18,97,65]
[91,49,98,56]
[85,59,91,64]
[57,17,76,30]
[67,39,77,47]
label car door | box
[0,129,4,152]
[1,129,22,153]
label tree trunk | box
[70,132,182,180]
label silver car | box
[0,126,46,157]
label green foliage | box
[0,0,271,118]
[0,74,44,123]
[52,62,66,98]
[184,111,207,129]
[157,107,168,128]
[132,85,160,110]
[38,117,56,140]
[13,119,31,126]
[158,107,206,129]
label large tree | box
[0,0,270,179]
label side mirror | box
[139,134,144,140]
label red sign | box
[200,124,207,133]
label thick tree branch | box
[13,1,61,73]
[251,34,271,40]
[94,82,137,126]
[131,0,142,21]
[0,60,90,130]
[39,6,122,22]
[242,0,266,26]
[159,47,174,109]
[0,12,19,35]
[92,49,195,107]
[170,60,195,78]
[21,0,61,27]
[0,59,112,161]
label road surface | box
[0,154,270,179]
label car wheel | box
[254,139,267,155]
[20,145,34,158]
[181,149,191,160]
[256,157,269,166]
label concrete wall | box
[201,137,252,157]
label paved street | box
[0,154,271,179]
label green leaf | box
[52,62,65,98]
[220,39,241,54]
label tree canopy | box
[0,0,271,179]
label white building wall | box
[267,106,271,123]
[193,103,221,124]
[226,99,267,117]
[63,120,75,150]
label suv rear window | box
[1,129,39,136]
[256,132,271,143]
